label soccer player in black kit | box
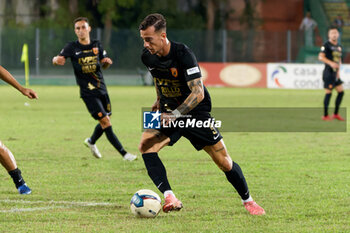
[138,13,265,215]
[318,26,345,121]
[52,17,136,161]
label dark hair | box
[74,17,89,25]
[328,26,339,32]
[139,13,166,31]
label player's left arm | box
[101,57,112,69]
[99,42,113,69]
[337,60,342,79]
[162,77,203,124]
[0,65,38,99]
[174,47,204,116]
[337,46,344,79]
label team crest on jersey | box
[170,68,178,77]
[92,47,99,55]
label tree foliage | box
[3,0,210,30]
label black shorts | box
[158,113,223,151]
[82,94,112,120]
[323,69,343,89]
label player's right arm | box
[52,56,66,66]
[141,50,160,111]
[318,47,339,70]
[0,65,38,99]
[52,43,73,66]
[151,84,160,111]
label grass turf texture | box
[0,86,349,232]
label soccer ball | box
[130,189,162,218]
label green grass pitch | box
[0,86,349,232]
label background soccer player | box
[318,26,345,121]
[52,17,136,161]
[0,65,37,194]
[138,13,265,215]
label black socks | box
[104,126,127,156]
[89,124,127,156]
[8,168,25,189]
[142,153,171,193]
[335,91,344,114]
[224,162,250,200]
[142,154,250,200]
[323,92,344,116]
[324,93,332,116]
[90,124,104,144]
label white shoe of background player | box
[123,152,137,161]
[84,138,102,158]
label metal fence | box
[0,27,308,85]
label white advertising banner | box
[267,63,350,89]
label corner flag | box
[21,43,29,87]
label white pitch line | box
[0,199,117,213]
[0,199,114,207]
[0,206,64,213]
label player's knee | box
[138,139,151,153]
[219,156,233,172]
[0,142,10,158]
[138,141,145,153]
[138,138,158,154]
[0,141,6,154]
[222,162,232,172]
[99,116,111,129]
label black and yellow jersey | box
[320,41,342,72]
[59,40,108,97]
[141,41,211,114]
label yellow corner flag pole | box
[21,43,29,87]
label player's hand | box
[101,57,113,69]
[161,112,176,127]
[151,100,160,111]
[336,72,340,79]
[53,56,66,66]
[21,88,38,99]
[330,61,339,70]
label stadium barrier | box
[267,63,350,89]
[199,62,266,88]
[199,62,350,89]
[3,61,350,90]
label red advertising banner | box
[199,62,267,88]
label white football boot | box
[123,152,137,161]
[84,138,102,158]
